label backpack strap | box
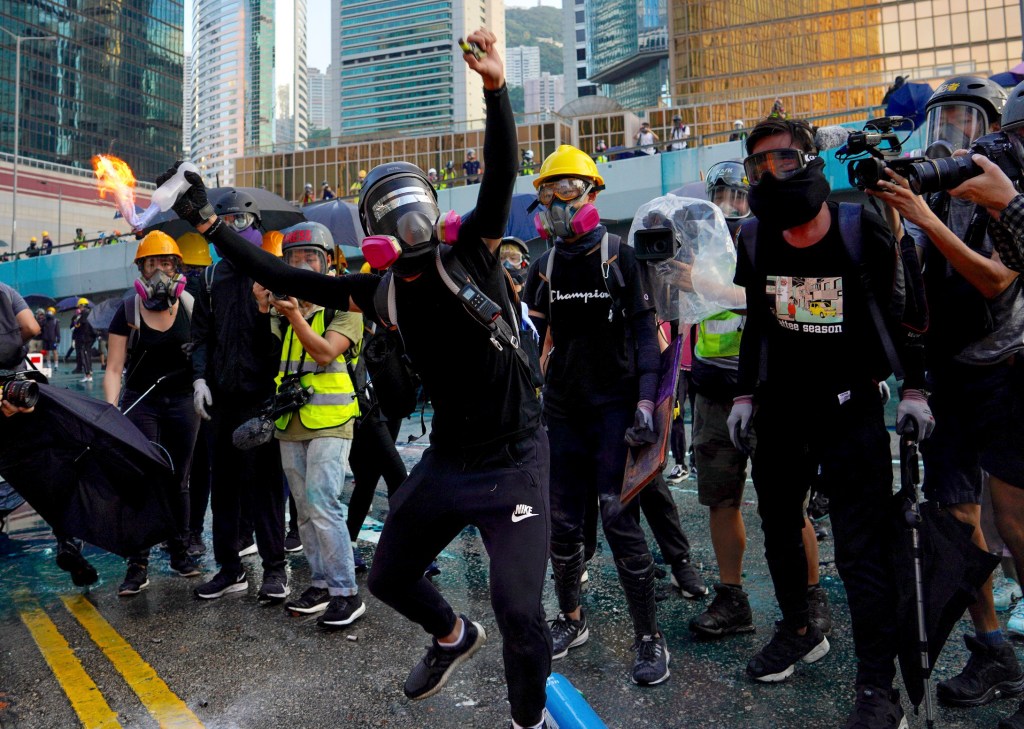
[373,271,398,331]
[837,202,904,381]
[203,261,219,315]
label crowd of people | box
[4,30,1024,729]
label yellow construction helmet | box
[358,169,367,179]
[134,230,182,263]
[261,230,284,257]
[176,232,212,266]
[360,261,372,274]
[30,236,37,243]
[47,306,56,314]
[534,145,605,189]
[42,231,49,237]
[77,297,90,307]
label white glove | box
[727,395,754,455]
[896,388,934,442]
[878,380,891,405]
[193,378,213,421]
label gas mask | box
[135,270,187,311]
[533,178,601,240]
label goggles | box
[537,178,593,206]
[743,149,818,185]
[224,212,257,231]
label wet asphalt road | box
[0,373,1020,728]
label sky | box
[185,0,560,70]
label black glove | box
[157,162,213,227]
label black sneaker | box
[286,586,331,614]
[403,616,486,700]
[936,634,1024,706]
[746,621,829,682]
[670,559,708,598]
[55,541,98,587]
[666,464,688,484]
[550,611,589,660]
[194,569,248,599]
[186,530,206,557]
[317,594,366,628]
[284,528,302,553]
[808,585,833,635]
[170,553,202,578]
[843,685,908,729]
[117,563,149,596]
[353,547,368,573]
[689,583,755,638]
[258,571,290,603]
[1000,700,1024,729]
[424,561,441,579]
[631,633,671,685]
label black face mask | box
[747,158,830,230]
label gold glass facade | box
[670,0,1022,139]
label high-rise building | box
[183,53,193,158]
[274,0,309,149]
[525,73,564,114]
[562,0,598,103]
[245,0,275,151]
[330,0,505,136]
[507,46,541,87]
[588,0,669,109]
[669,0,1023,137]
[308,66,331,131]
[0,0,185,181]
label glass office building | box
[588,0,668,109]
[0,0,184,181]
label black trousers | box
[187,419,212,535]
[124,390,200,564]
[753,389,899,688]
[670,371,693,463]
[347,413,406,542]
[367,427,551,727]
[209,394,285,576]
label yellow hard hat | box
[176,232,212,266]
[358,169,367,179]
[134,230,182,263]
[534,145,605,189]
[42,231,49,237]
[30,236,37,243]
[262,230,284,257]
[77,297,89,307]
[360,261,372,274]
[47,306,56,314]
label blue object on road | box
[545,673,607,729]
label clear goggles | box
[924,103,989,154]
[224,212,257,231]
[537,177,592,206]
[743,149,818,185]
[709,187,751,219]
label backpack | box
[0,288,27,369]
[123,292,195,360]
[741,202,928,382]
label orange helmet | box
[134,230,182,263]
[261,230,284,257]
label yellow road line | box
[61,595,204,729]
[16,601,122,728]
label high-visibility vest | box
[695,310,744,359]
[595,154,608,163]
[275,309,360,431]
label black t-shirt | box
[109,300,193,396]
[526,227,654,416]
[734,202,896,402]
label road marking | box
[15,595,121,728]
[61,595,204,729]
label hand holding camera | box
[948,153,1020,219]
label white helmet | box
[466,148,475,157]
[427,167,437,176]
[524,149,534,160]
[305,182,313,189]
[733,120,744,128]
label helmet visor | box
[743,149,817,185]
[284,247,328,274]
[537,177,592,206]
[710,187,751,220]
[224,212,256,231]
[924,103,989,152]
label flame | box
[92,154,139,228]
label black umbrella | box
[141,187,306,237]
[0,382,179,558]
[300,198,365,259]
[894,432,999,717]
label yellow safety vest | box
[275,309,360,431]
[695,310,744,359]
[596,154,608,163]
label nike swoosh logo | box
[511,513,540,523]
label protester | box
[25,238,40,258]
[463,149,481,184]
[103,231,202,594]
[71,300,95,382]
[42,307,60,372]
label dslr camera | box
[841,117,928,191]
[0,370,40,409]
[905,132,1024,194]
[231,373,312,450]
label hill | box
[505,6,564,77]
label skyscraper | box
[562,0,598,103]
[274,0,309,149]
[308,66,331,131]
[0,0,185,180]
[507,46,541,87]
[330,0,505,136]
[588,0,668,109]
[525,73,564,113]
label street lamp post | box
[1,29,57,255]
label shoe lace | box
[634,635,662,664]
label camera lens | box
[907,155,980,195]
[2,379,39,409]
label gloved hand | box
[878,380,891,405]
[157,162,212,227]
[193,378,213,421]
[896,388,934,442]
[727,395,754,455]
[624,400,658,447]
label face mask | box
[238,226,263,246]
[747,158,830,230]
[135,270,187,311]
[534,199,601,240]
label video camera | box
[0,370,40,409]
[231,373,312,450]
[842,116,1024,195]
[633,226,676,262]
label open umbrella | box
[0,382,179,557]
[894,431,999,715]
[24,295,58,311]
[990,71,1024,88]
[141,187,306,238]
[56,296,88,312]
[301,198,365,259]
[87,294,131,332]
[884,80,934,129]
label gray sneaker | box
[550,611,589,660]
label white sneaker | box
[1008,600,1024,637]
[994,576,1022,613]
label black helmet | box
[924,76,1007,152]
[705,160,750,221]
[1002,80,1024,133]
[358,162,440,269]
[499,236,530,262]
[213,189,261,231]
[926,76,1007,122]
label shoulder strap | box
[544,248,555,310]
[125,295,142,356]
[373,272,398,330]
[179,291,194,321]
[838,202,904,381]
[600,232,626,312]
